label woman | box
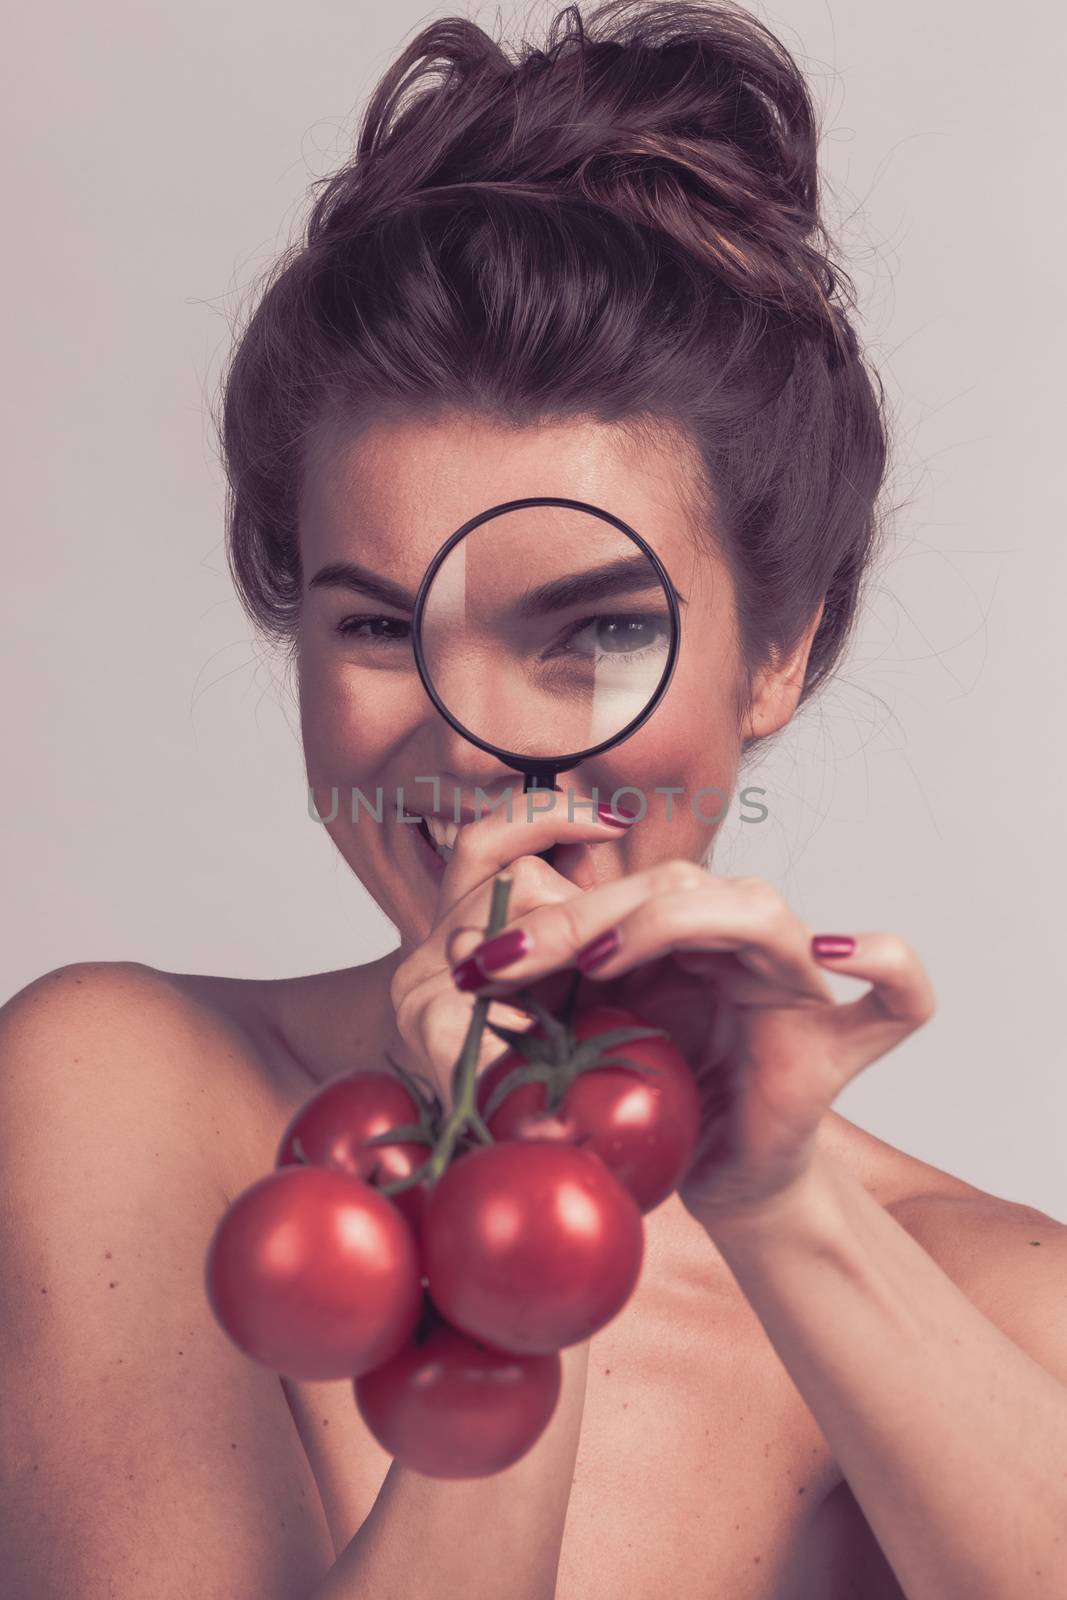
[3,2,1065,1596]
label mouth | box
[412,814,454,878]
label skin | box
[293,404,826,1084]
[257,405,1067,1596]
[296,407,767,938]
[9,406,1050,1597]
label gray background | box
[3,2,1063,1216]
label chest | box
[557,1210,846,1600]
[280,1191,846,1598]
[213,1043,891,1598]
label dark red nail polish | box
[452,956,487,991]
[597,802,639,827]
[469,926,531,973]
[811,934,855,959]
[576,927,621,972]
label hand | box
[388,788,637,1105]
[446,858,937,1231]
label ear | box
[740,599,825,742]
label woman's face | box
[296,409,810,950]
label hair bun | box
[224,0,886,707]
[313,0,849,343]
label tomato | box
[205,1165,422,1380]
[421,1140,644,1355]
[354,1297,562,1477]
[475,1004,701,1214]
[276,1069,433,1235]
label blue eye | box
[335,614,411,644]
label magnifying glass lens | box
[417,504,673,762]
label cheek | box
[584,646,742,857]
[299,654,404,779]
[617,657,741,788]
[630,697,736,781]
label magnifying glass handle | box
[522,772,559,867]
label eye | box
[335,614,411,644]
[550,612,671,662]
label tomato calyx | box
[481,973,670,1123]
[285,1057,443,1178]
[360,1055,444,1170]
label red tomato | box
[476,1005,701,1214]
[205,1165,421,1380]
[354,1299,562,1478]
[421,1140,644,1355]
[276,1070,432,1235]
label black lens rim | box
[411,495,681,779]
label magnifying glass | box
[411,496,681,860]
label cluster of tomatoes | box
[205,957,701,1479]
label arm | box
[439,860,1067,1599]
[310,1340,589,1600]
[705,1151,1067,1600]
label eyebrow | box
[517,554,687,617]
[308,561,416,610]
[308,554,687,614]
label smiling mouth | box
[415,814,454,867]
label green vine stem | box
[378,872,514,1197]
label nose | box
[414,704,523,815]
[428,648,526,752]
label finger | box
[436,782,639,913]
[541,836,603,893]
[670,947,835,1008]
[450,861,835,1007]
[393,853,587,1027]
[393,972,538,1101]
[452,858,709,990]
[577,888,835,1005]
[442,922,496,970]
[811,932,937,1077]
[440,854,584,970]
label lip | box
[409,805,485,826]
[411,813,448,879]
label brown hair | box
[216,0,890,745]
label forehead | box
[297,409,721,593]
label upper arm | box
[0,962,337,1599]
[888,1190,1067,1387]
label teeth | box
[424,815,460,857]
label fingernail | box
[576,927,621,972]
[811,934,855,959]
[597,802,639,828]
[470,927,532,974]
[452,957,488,992]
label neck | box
[268,948,409,1087]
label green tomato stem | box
[380,872,513,1194]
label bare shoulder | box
[0,960,299,1185]
[0,958,228,1114]
[2,957,255,1065]
[886,1181,1064,1272]
[886,1181,1067,1382]
[0,960,337,1596]
[1,957,176,1023]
